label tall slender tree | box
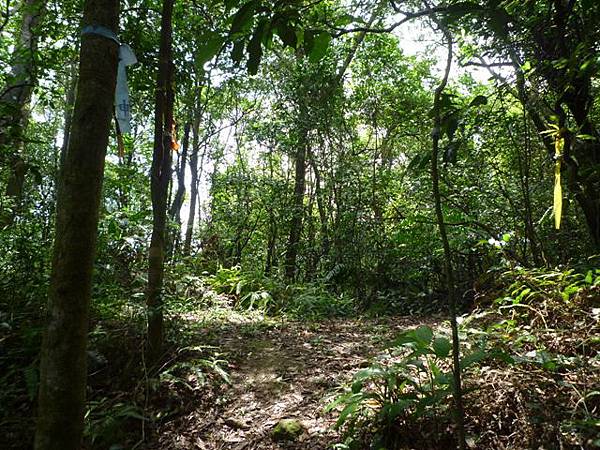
[170,121,190,224]
[34,0,120,448]
[147,0,175,364]
[184,104,202,255]
[284,107,308,280]
[430,26,466,450]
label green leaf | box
[334,13,365,26]
[324,391,353,413]
[432,337,452,358]
[469,95,488,107]
[276,23,297,49]
[444,1,480,16]
[231,40,245,64]
[303,29,315,55]
[230,0,257,35]
[414,325,433,344]
[308,32,331,63]
[443,113,460,140]
[196,31,225,66]
[351,380,363,393]
[381,399,413,421]
[576,134,597,141]
[246,21,266,75]
[353,366,385,382]
[335,393,367,427]
[460,348,487,369]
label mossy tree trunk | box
[34,0,119,448]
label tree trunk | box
[184,114,201,255]
[169,121,190,224]
[284,135,307,280]
[309,149,329,263]
[147,0,174,365]
[430,29,466,450]
[59,63,78,173]
[34,0,119,448]
[0,0,45,224]
[518,119,543,265]
[502,9,600,252]
[264,146,278,274]
[168,121,190,254]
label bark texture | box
[147,0,175,364]
[34,0,119,448]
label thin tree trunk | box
[59,63,77,173]
[168,121,190,253]
[430,28,466,450]
[184,114,200,255]
[34,0,119,448]
[264,146,277,274]
[147,0,174,365]
[0,0,45,224]
[518,116,543,265]
[284,131,307,280]
[305,175,317,278]
[170,121,190,224]
[309,149,329,262]
[282,8,378,278]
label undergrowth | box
[3,261,598,449]
[206,265,356,319]
[326,266,600,449]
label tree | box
[445,0,600,251]
[184,110,201,255]
[147,0,175,364]
[169,120,190,250]
[284,87,308,280]
[0,0,45,224]
[429,25,466,450]
[34,0,120,447]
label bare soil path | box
[152,315,439,450]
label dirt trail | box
[154,316,438,450]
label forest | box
[1,0,599,448]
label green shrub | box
[327,325,495,448]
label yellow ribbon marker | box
[554,134,564,229]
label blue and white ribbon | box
[82,25,137,134]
